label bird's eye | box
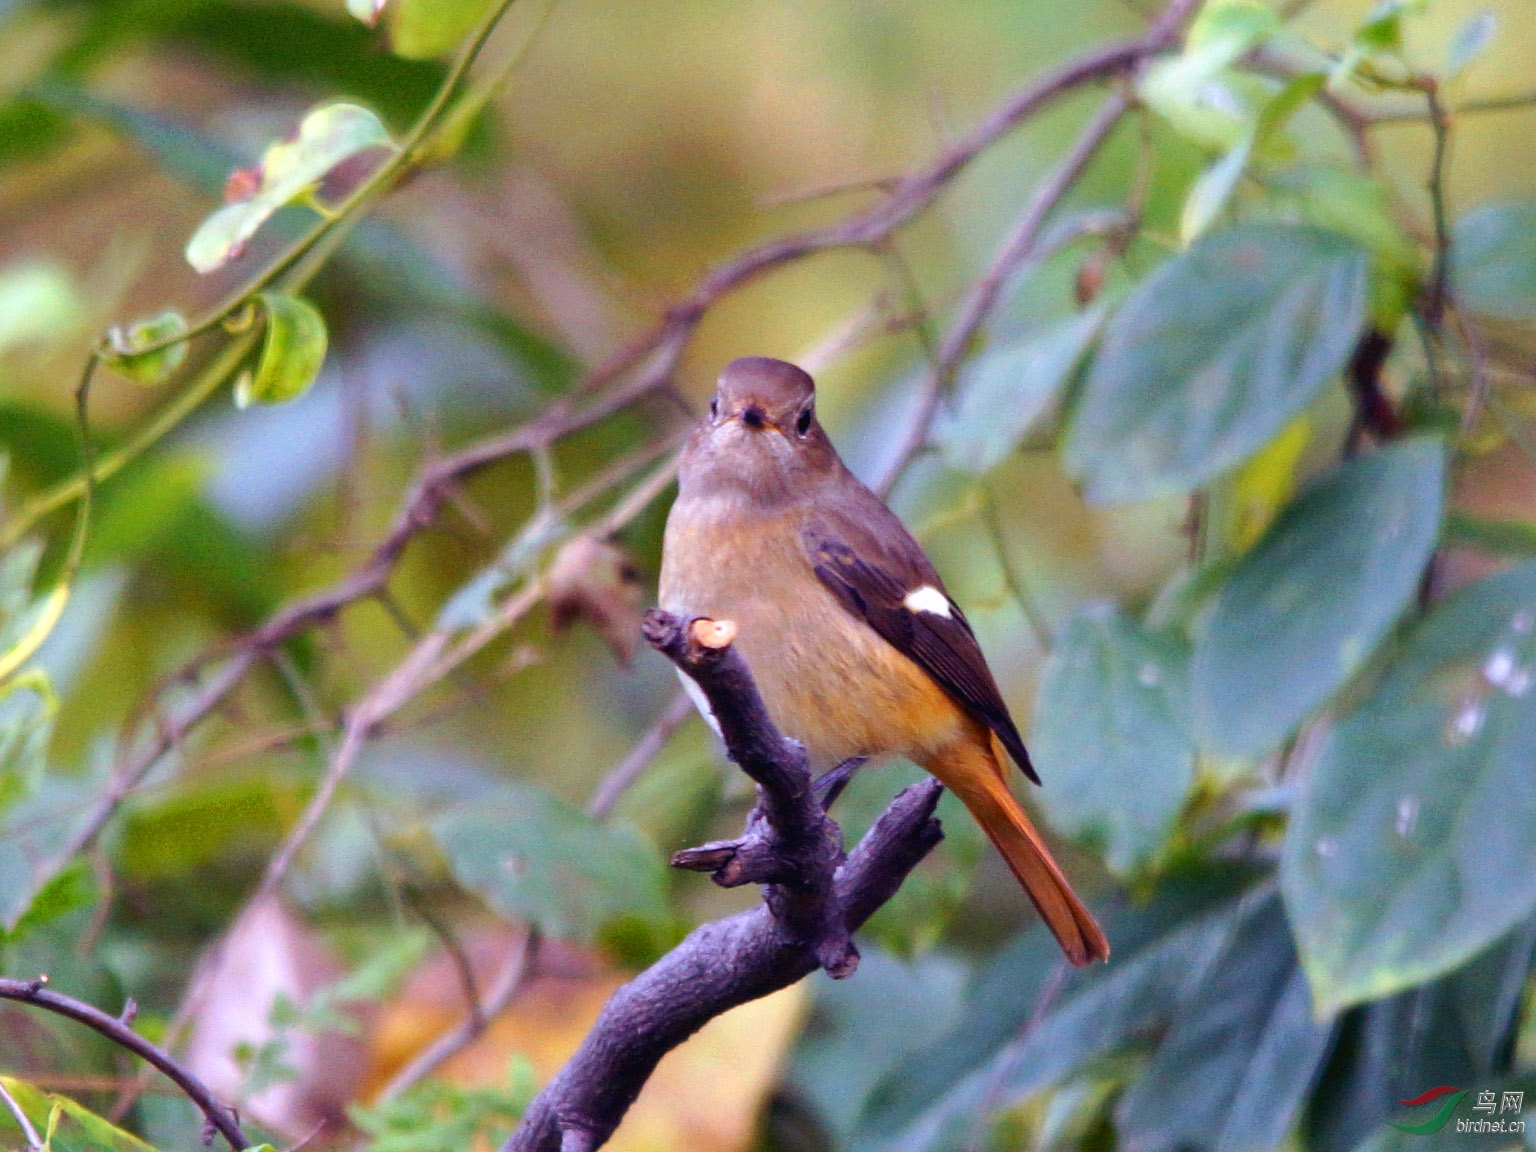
[709,396,718,417]
[795,407,813,437]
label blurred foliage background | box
[2,0,1536,1150]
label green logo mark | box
[1388,1086,1468,1135]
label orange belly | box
[660,501,966,770]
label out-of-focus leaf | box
[1115,893,1335,1152]
[2,859,93,944]
[388,0,493,59]
[0,263,84,352]
[1274,164,1422,327]
[348,0,388,25]
[1031,603,1194,876]
[1225,412,1311,554]
[0,98,72,169]
[186,102,395,274]
[1140,0,1280,152]
[0,672,55,804]
[546,534,645,665]
[1454,914,1536,1071]
[1180,74,1323,245]
[432,781,669,944]
[1066,226,1367,504]
[1453,199,1536,323]
[235,294,328,408]
[0,767,99,933]
[785,950,967,1142]
[1193,438,1445,757]
[0,1077,156,1152]
[1283,560,1536,1016]
[932,307,1103,476]
[83,455,209,569]
[854,870,1254,1151]
[118,772,296,881]
[1445,10,1497,78]
[104,310,189,386]
[1445,513,1536,558]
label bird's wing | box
[801,497,1039,785]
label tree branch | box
[503,612,944,1152]
[0,977,249,1150]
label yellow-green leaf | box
[104,309,189,386]
[236,293,328,408]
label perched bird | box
[659,356,1108,966]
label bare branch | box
[0,977,249,1150]
[503,612,944,1152]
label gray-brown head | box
[678,357,840,507]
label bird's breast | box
[659,495,964,770]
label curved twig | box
[0,977,249,1150]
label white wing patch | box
[676,668,722,737]
[903,584,953,618]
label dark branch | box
[503,611,944,1152]
[0,977,249,1150]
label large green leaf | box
[932,307,1102,476]
[1192,438,1446,757]
[1066,225,1367,504]
[431,781,669,944]
[1283,561,1536,1016]
[1031,603,1195,876]
[1115,894,1334,1152]
[853,871,1254,1152]
[1453,199,1536,323]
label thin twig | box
[0,978,248,1150]
[0,1077,42,1151]
[374,928,539,1103]
[587,690,696,820]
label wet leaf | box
[186,102,395,273]
[1066,225,1367,504]
[104,309,189,386]
[236,293,328,408]
[1193,438,1446,757]
[1282,560,1536,1015]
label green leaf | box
[104,309,189,386]
[0,1077,156,1152]
[1140,0,1281,151]
[1066,225,1368,504]
[1445,9,1497,79]
[0,263,84,352]
[1192,438,1446,757]
[932,307,1102,476]
[1031,603,1195,876]
[431,781,669,944]
[1283,560,1536,1016]
[186,101,395,274]
[236,293,328,408]
[1445,512,1536,558]
[389,0,494,59]
[1181,136,1252,245]
[1453,199,1536,323]
[854,872,1253,1152]
[1115,894,1335,1152]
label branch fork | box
[503,610,945,1152]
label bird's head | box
[679,357,839,506]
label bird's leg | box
[814,756,867,811]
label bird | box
[659,356,1109,966]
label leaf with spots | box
[1193,437,1446,757]
[1282,560,1536,1016]
[431,781,669,944]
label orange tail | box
[925,739,1109,966]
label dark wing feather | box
[802,506,1039,785]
